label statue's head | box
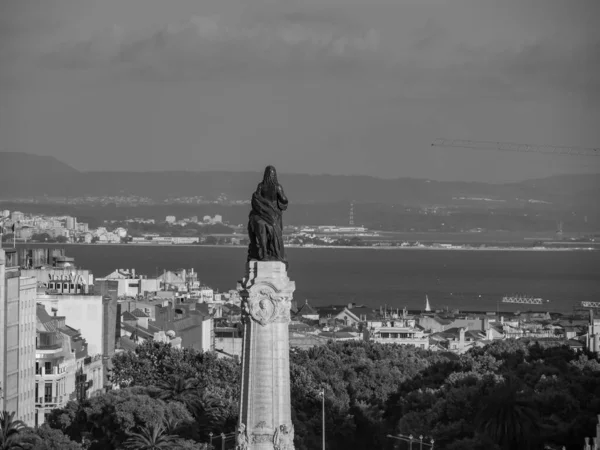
[262,165,278,187]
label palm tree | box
[476,379,540,450]
[188,392,226,430]
[155,376,201,405]
[122,423,178,450]
[0,411,27,450]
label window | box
[44,383,52,403]
[44,362,52,374]
[70,284,75,289]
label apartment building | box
[0,249,36,426]
[35,304,104,426]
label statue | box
[235,423,248,450]
[247,165,289,266]
[273,424,294,450]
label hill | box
[0,152,598,212]
[0,152,80,196]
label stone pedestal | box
[237,261,295,450]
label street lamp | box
[318,389,325,450]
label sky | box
[1,0,599,183]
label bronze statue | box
[247,165,288,266]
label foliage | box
[0,411,27,450]
[109,342,240,431]
[31,339,600,450]
[384,341,600,450]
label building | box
[371,326,430,349]
[10,211,24,222]
[36,294,105,356]
[17,247,66,270]
[0,249,37,426]
[587,310,600,353]
[294,300,319,321]
[96,272,160,298]
[214,326,243,358]
[65,217,77,230]
[429,327,488,354]
[35,304,104,426]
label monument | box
[236,166,296,450]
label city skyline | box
[1,0,599,182]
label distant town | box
[1,209,597,251]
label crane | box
[502,295,548,305]
[431,138,600,157]
[581,301,600,308]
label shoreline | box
[10,242,598,252]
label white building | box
[65,217,77,230]
[114,227,128,238]
[371,326,430,349]
[36,294,104,356]
[0,250,37,426]
[165,216,176,224]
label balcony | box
[36,345,63,356]
[36,371,68,381]
[35,396,68,409]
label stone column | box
[237,261,295,450]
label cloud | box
[41,14,382,80]
[26,0,600,104]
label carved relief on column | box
[241,285,293,326]
[251,421,275,444]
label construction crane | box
[581,301,600,308]
[431,138,600,157]
[502,295,549,305]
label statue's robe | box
[247,182,288,264]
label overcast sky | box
[1,0,599,182]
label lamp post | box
[319,389,325,450]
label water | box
[52,245,599,313]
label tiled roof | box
[131,308,149,318]
[195,303,210,316]
[170,317,202,331]
[121,322,154,340]
[121,311,138,321]
[36,304,55,325]
[59,326,80,337]
[319,331,359,339]
[433,316,454,325]
[296,300,318,316]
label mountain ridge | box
[1,152,598,210]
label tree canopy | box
[4,339,599,450]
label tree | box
[203,236,218,245]
[0,411,27,450]
[122,423,177,450]
[34,425,83,450]
[48,388,193,450]
[155,376,201,405]
[475,379,540,450]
